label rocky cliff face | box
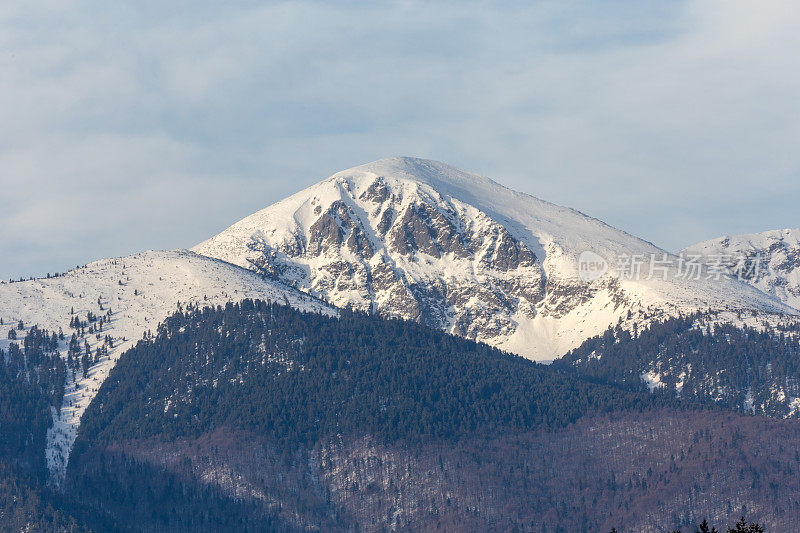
[244,176,546,344]
[195,157,792,359]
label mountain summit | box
[194,157,790,359]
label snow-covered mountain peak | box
[684,228,800,310]
[194,158,793,360]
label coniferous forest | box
[36,301,798,531]
[556,312,800,417]
[0,325,66,481]
[74,300,663,450]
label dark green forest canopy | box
[74,300,671,452]
[0,464,90,533]
[0,328,91,531]
[0,326,66,483]
[555,312,800,415]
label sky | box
[1,0,799,279]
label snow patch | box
[641,370,665,393]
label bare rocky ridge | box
[194,157,793,360]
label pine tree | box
[728,517,764,533]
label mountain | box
[0,250,331,484]
[2,157,796,488]
[684,228,800,311]
[194,156,792,360]
[2,156,798,530]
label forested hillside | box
[556,313,800,417]
[73,300,660,452]
[63,301,800,531]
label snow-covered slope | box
[683,229,800,311]
[194,157,792,360]
[0,250,331,484]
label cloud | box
[0,0,798,278]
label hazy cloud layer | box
[1,1,798,278]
